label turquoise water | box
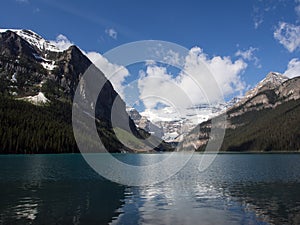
[0,154,300,224]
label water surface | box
[0,154,300,225]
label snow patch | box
[139,103,227,142]
[41,61,56,70]
[20,92,50,105]
[11,73,17,83]
[32,53,57,71]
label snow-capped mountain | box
[0,29,61,53]
[136,102,232,142]
[0,29,66,73]
[0,28,172,153]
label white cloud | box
[274,22,300,52]
[235,47,261,68]
[105,28,117,40]
[163,50,182,66]
[85,51,129,98]
[253,6,264,29]
[49,34,73,51]
[183,47,247,98]
[252,1,284,29]
[283,58,300,78]
[137,47,247,116]
[254,18,263,29]
[145,60,156,66]
[138,65,181,109]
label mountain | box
[126,107,164,138]
[0,29,62,53]
[184,72,300,152]
[228,72,290,116]
[136,101,235,143]
[0,29,171,153]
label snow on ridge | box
[32,53,57,71]
[262,72,288,84]
[0,28,62,52]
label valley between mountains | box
[0,29,299,153]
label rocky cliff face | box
[126,107,164,138]
[228,72,290,116]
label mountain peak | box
[230,72,289,110]
[264,72,288,84]
[246,72,288,96]
[0,28,61,53]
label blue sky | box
[2,0,300,111]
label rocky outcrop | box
[227,72,299,117]
[126,107,164,138]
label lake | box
[0,153,300,225]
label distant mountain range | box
[128,96,239,143]
[0,29,171,153]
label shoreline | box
[0,151,300,155]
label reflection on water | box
[225,182,300,224]
[111,154,300,225]
[0,154,124,225]
[0,154,300,224]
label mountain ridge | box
[0,28,172,153]
[184,72,300,152]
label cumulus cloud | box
[274,22,300,52]
[137,47,247,116]
[49,34,73,51]
[138,65,182,109]
[283,58,300,78]
[105,28,117,39]
[163,50,182,67]
[235,47,261,68]
[84,51,129,98]
[184,47,247,97]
